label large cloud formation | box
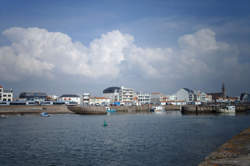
[0,27,248,93]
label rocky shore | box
[199,128,250,166]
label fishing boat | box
[152,106,166,113]
[40,112,50,117]
[217,105,236,113]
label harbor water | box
[1,111,250,166]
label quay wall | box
[0,105,72,114]
[111,105,151,113]
[181,104,250,114]
[198,127,250,166]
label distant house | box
[0,85,13,102]
[240,93,250,103]
[136,92,151,105]
[58,94,80,105]
[89,97,110,106]
[19,92,47,102]
[176,88,195,102]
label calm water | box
[1,112,250,166]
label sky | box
[0,0,250,97]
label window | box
[8,99,11,101]
[8,95,11,97]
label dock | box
[199,127,250,166]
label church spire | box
[222,82,226,97]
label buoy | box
[104,120,108,127]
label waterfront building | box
[151,92,166,105]
[103,86,135,105]
[19,92,47,102]
[176,88,195,102]
[136,92,151,105]
[47,95,58,101]
[103,87,121,103]
[89,97,111,106]
[240,93,250,103]
[58,94,80,105]
[82,93,90,105]
[0,85,13,102]
[118,86,135,105]
[207,83,226,102]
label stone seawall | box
[199,128,250,166]
[181,104,250,114]
[0,105,73,114]
[110,105,151,113]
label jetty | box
[181,104,250,114]
[0,105,72,114]
[67,105,152,114]
[199,127,250,166]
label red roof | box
[0,85,3,88]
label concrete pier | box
[199,128,250,166]
[0,105,73,114]
[181,104,250,114]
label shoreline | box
[198,127,250,166]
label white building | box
[82,93,90,105]
[103,86,135,105]
[103,87,121,103]
[119,86,135,104]
[176,88,195,102]
[58,94,81,105]
[136,92,151,105]
[89,97,111,106]
[0,85,13,102]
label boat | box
[217,105,236,113]
[106,107,116,113]
[0,114,8,118]
[152,106,166,113]
[40,112,50,117]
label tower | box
[222,82,226,98]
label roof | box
[60,94,80,98]
[95,97,109,99]
[19,92,47,98]
[103,87,121,93]
[0,85,3,88]
[183,88,194,93]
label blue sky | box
[0,0,250,96]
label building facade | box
[0,85,13,102]
[19,92,47,102]
[103,87,121,103]
[176,88,195,102]
[58,94,80,105]
[89,97,111,106]
[82,93,90,105]
[118,86,135,104]
[136,92,151,105]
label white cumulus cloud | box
[0,26,248,91]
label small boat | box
[152,106,166,113]
[218,105,236,113]
[40,112,50,117]
[0,114,8,119]
[106,107,116,113]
